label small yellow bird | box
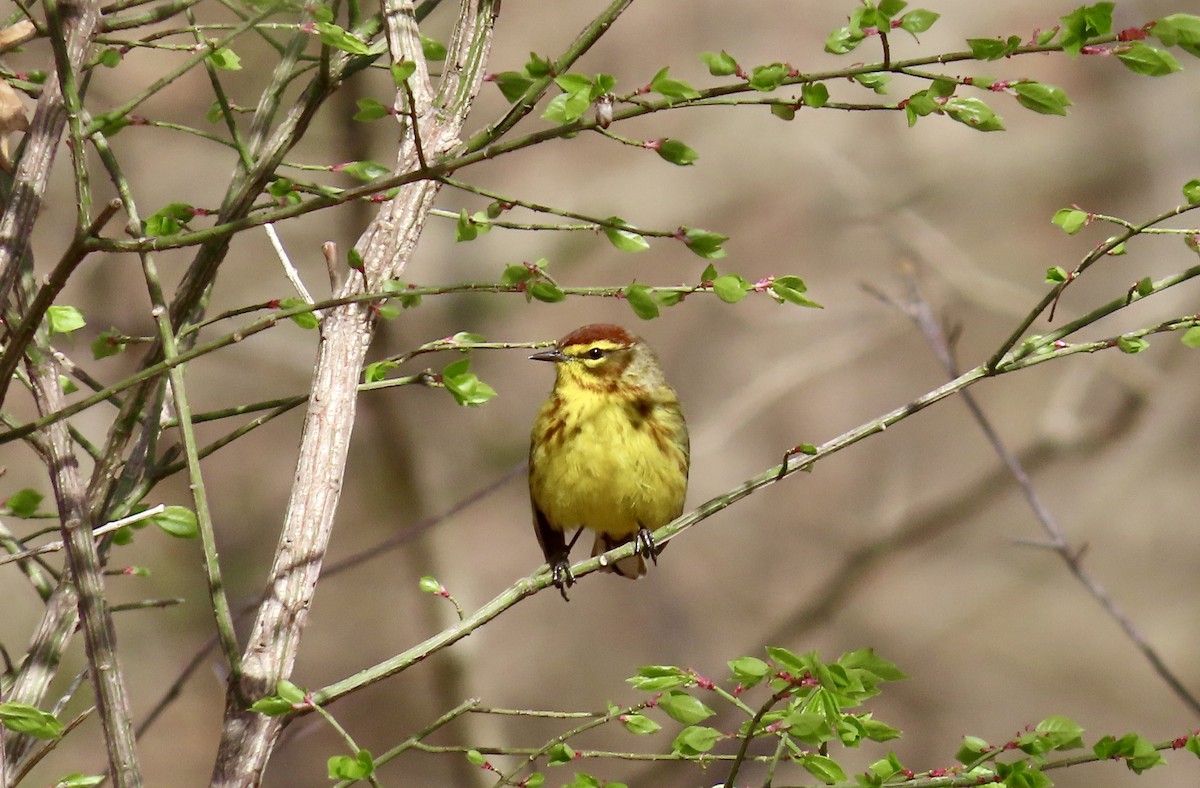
[529,324,689,599]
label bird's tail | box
[592,533,647,578]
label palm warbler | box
[529,323,689,599]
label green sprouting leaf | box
[712,274,748,303]
[855,71,891,93]
[825,25,865,55]
[524,51,553,77]
[1183,179,1200,205]
[877,0,908,18]
[542,90,591,124]
[563,774,601,788]
[799,753,847,784]
[765,645,810,675]
[528,281,565,303]
[604,223,650,253]
[650,67,700,100]
[0,702,64,739]
[327,750,374,781]
[314,22,371,55]
[860,714,902,742]
[1115,41,1181,76]
[942,96,1004,131]
[681,227,728,259]
[547,743,575,765]
[838,647,908,681]
[1034,715,1085,750]
[339,160,390,181]
[150,505,199,539]
[1134,276,1153,296]
[4,488,42,517]
[1117,335,1149,354]
[728,656,770,686]
[267,177,301,205]
[1013,82,1071,115]
[54,774,105,787]
[622,713,661,735]
[391,59,417,84]
[627,665,690,691]
[59,375,77,394]
[501,264,534,286]
[899,9,939,34]
[1181,326,1200,348]
[748,63,789,92]
[1052,208,1089,234]
[699,50,738,76]
[456,209,479,242]
[363,360,398,383]
[801,82,829,107]
[967,36,1022,60]
[1045,266,1070,283]
[1151,14,1200,57]
[771,103,796,121]
[47,305,86,334]
[771,275,822,307]
[278,297,319,329]
[465,749,487,766]
[418,575,442,594]
[353,97,389,122]
[493,71,534,102]
[1059,2,1115,57]
[624,283,660,320]
[671,725,721,755]
[441,358,497,407]
[655,138,698,166]
[98,48,123,68]
[207,47,241,70]
[145,202,196,236]
[420,33,446,61]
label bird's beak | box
[529,348,566,363]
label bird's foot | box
[551,557,576,601]
[633,527,659,565]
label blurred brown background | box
[4,0,1200,785]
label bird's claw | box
[633,527,659,565]
[551,558,576,601]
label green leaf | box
[339,160,390,181]
[524,774,545,788]
[899,9,939,33]
[854,72,891,93]
[1052,208,1089,234]
[967,37,1019,60]
[671,725,721,755]
[771,276,822,308]
[1151,14,1200,57]
[547,743,575,765]
[363,360,398,383]
[4,488,43,517]
[47,305,86,334]
[98,48,122,68]
[391,60,416,84]
[1013,82,1071,115]
[801,83,829,108]
[825,25,865,55]
[604,224,650,252]
[353,97,389,122]
[681,227,728,259]
[1116,42,1181,76]
[622,713,661,735]
[150,505,199,539]
[54,774,105,787]
[59,375,77,394]
[655,138,698,166]
[420,33,446,61]
[327,750,374,780]
[650,67,699,100]
[1183,179,1200,205]
[563,774,601,788]
[542,90,591,124]
[770,103,796,121]
[1045,266,1069,283]
[456,208,479,242]
[493,71,534,102]
[943,96,1004,131]
[1034,715,1085,750]
[278,297,319,329]
[1059,3,1114,57]
[441,358,497,407]
[465,750,486,766]
[145,202,195,236]
[748,63,789,92]
[838,648,908,682]
[728,656,770,686]
[799,753,847,784]
[314,22,371,55]
[656,690,714,724]
[699,50,738,76]
[501,264,534,286]
[712,274,748,303]
[627,665,689,691]
[0,702,64,739]
[528,281,565,303]
[1181,326,1200,348]
[207,47,241,70]
[267,177,301,205]
[624,283,660,320]
[1117,335,1149,354]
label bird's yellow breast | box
[530,381,688,539]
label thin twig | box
[265,223,314,303]
[0,505,164,566]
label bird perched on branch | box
[529,323,689,600]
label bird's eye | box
[585,347,604,360]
